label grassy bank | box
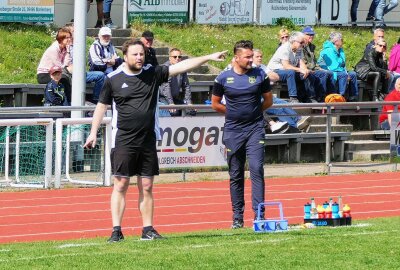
[1,22,400,84]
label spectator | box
[64,24,105,104]
[140,31,158,66]
[88,0,104,28]
[159,48,195,116]
[389,37,400,75]
[379,78,400,129]
[374,0,399,28]
[318,32,359,101]
[277,28,290,48]
[44,66,69,106]
[302,26,333,102]
[37,27,72,101]
[351,0,360,25]
[355,39,395,101]
[89,26,122,75]
[103,0,115,28]
[365,28,385,55]
[267,31,318,103]
[366,0,379,21]
[252,49,279,82]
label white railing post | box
[54,119,63,189]
[45,121,54,189]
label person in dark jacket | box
[88,26,122,75]
[44,66,69,106]
[159,48,195,116]
[355,39,394,101]
[140,31,158,66]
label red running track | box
[1,172,400,243]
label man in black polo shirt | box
[84,39,226,242]
[211,40,273,229]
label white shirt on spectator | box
[267,42,303,70]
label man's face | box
[234,48,253,70]
[169,50,182,65]
[304,34,314,45]
[100,34,111,45]
[124,44,145,71]
[140,37,153,48]
[253,51,263,66]
[292,37,304,50]
[374,31,385,43]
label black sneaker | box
[231,219,244,229]
[107,230,124,243]
[141,229,164,240]
[94,20,103,28]
[366,16,375,21]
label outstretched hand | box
[209,51,228,62]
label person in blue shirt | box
[44,66,69,106]
[211,40,273,229]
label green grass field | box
[0,217,399,269]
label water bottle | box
[329,197,334,208]
[304,202,311,219]
[338,196,343,217]
[332,202,340,218]
[323,201,329,209]
[310,198,317,219]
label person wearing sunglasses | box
[355,39,399,101]
[159,48,196,116]
[364,28,385,55]
[318,32,359,102]
[277,28,290,48]
[267,31,318,103]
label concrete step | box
[307,124,353,133]
[350,131,377,140]
[345,150,390,161]
[115,46,170,55]
[111,37,133,46]
[188,73,218,81]
[345,140,389,151]
[87,28,132,37]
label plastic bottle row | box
[304,196,351,219]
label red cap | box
[49,66,62,75]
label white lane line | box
[57,243,100,249]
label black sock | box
[143,226,154,233]
[113,226,121,232]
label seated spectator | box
[355,39,397,101]
[277,28,290,48]
[318,32,359,101]
[267,31,318,103]
[302,26,333,102]
[37,27,72,100]
[252,49,279,83]
[379,78,400,129]
[159,48,195,116]
[44,66,69,106]
[389,37,400,75]
[365,28,385,55]
[89,26,122,75]
[64,24,105,104]
[140,31,158,66]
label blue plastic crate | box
[253,202,288,233]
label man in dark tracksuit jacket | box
[211,40,273,229]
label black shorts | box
[110,145,159,177]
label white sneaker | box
[297,116,313,130]
[270,121,289,134]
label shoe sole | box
[140,237,165,241]
[297,116,313,130]
[107,238,124,243]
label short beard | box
[127,63,142,72]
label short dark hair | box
[142,30,154,39]
[234,40,253,54]
[122,39,145,55]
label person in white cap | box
[89,26,122,75]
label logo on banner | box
[130,0,145,9]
